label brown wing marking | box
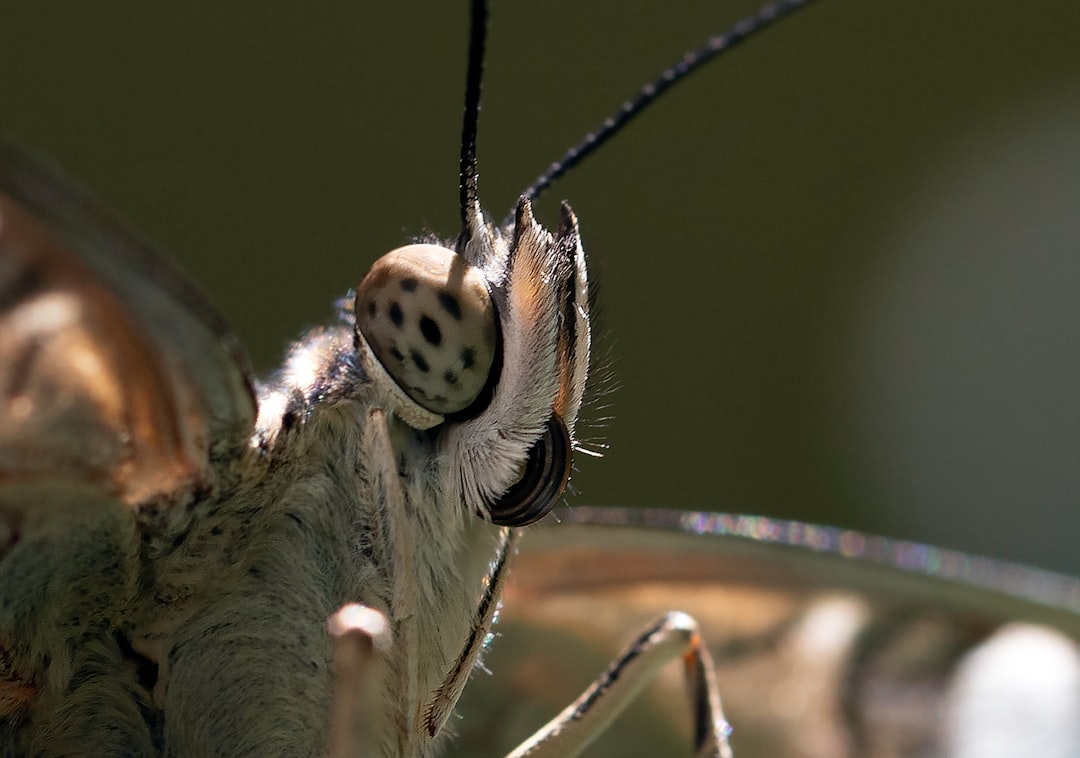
[0,194,203,508]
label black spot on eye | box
[461,347,475,369]
[389,302,404,328]
[443,370,458,386]
[409,384,432,400]
[439,291,462,320]
[419,315,442,347]
[389,347,405,362]
[401,277,418,292]
[366,300,377,318]
[411,350,430,373]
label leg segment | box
[507,611,733,758]
[327,604,392,758]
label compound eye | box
[355,244,498,417]
[488,416,572,527]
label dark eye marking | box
[461,347,475,369]
[419,315,442,347]
[438,291,462,321]
[389,302,404,328]
[411,350,430,373]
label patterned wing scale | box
[0,142,255,512]
[455,508,1080,757]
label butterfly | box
[3,1,1080,757]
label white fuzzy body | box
[3,324,501,757]
[141,335,501,757]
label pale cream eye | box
[355,244,498,416]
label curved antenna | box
[505,0,819,226]
[459,0,488,238]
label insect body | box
[3,1,1080,757]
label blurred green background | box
[3,2,1079,572]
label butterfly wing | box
[455,508,1080,757]
[0,141,256,512]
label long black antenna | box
[507,0,819,225]
[459,0,488,235]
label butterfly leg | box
[327,604,392,758]
[506,611,733,758]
